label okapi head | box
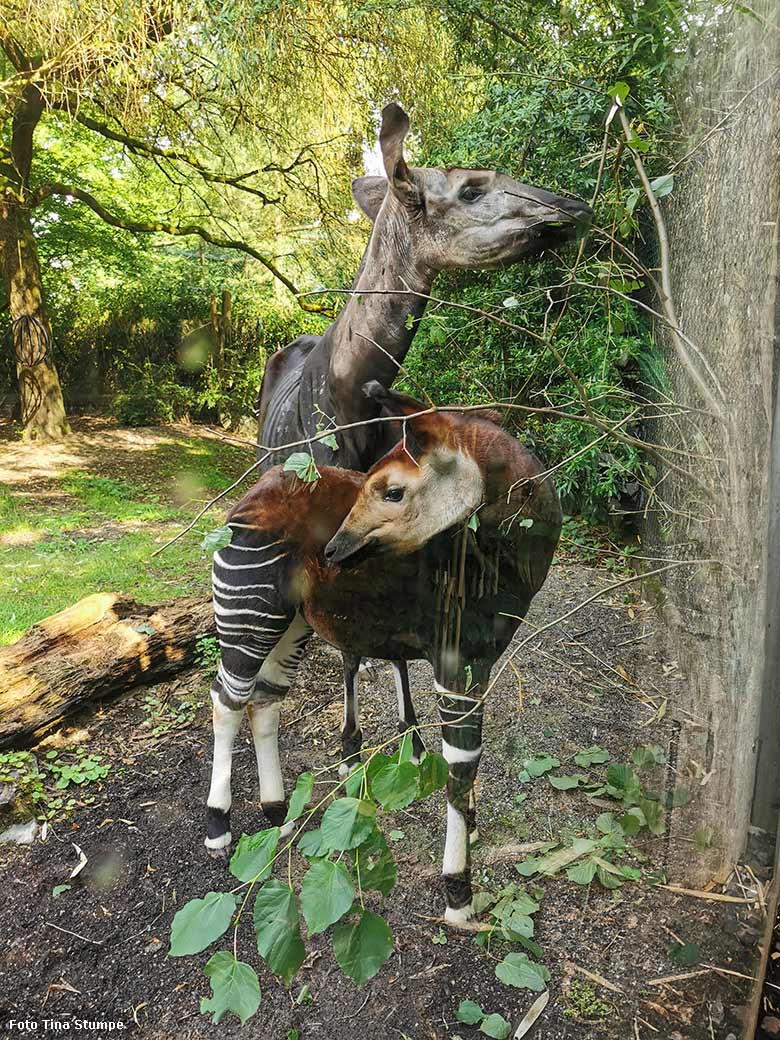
[351,103,592,272]
[324,382,504,562]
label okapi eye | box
[384,487,405,503]
[460,185,483,203]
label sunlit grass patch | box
[0,428,249,645]
[0,528,212,644]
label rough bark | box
[0,198,70,441]
[1,82,69,442]
[0,593,214,749]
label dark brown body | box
[229,434,561,680]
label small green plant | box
[457,1000,512,1039]
[194,634,221,670]
[142,692,199,736]
[563,980,613,1021]
[0,748,110,820]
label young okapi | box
[207,384,562,925]
[255,101,590,779]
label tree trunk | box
[0,197,70,442]
[0,592,214,748]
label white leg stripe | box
[248,703,284,804]
[212,576,275,593]
[213,552,288,570]
[443,803,468,875]
[442,739,482,764]
[205,832,232,850]
[207,693,244,812]
[220,540,282,552]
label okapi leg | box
[435,679,484,926]
[247,700,289,829]
[339,653,362,776]
[392,660,425,762]
[249,610,312,823]
[205,689,246,858]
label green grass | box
[0,431,250,644]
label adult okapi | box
[249,101,590,821]
[207,384,562,925]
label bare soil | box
[0,561,763,1040]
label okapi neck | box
[328,204,433,404]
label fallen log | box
[0,593,214,748]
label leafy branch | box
[27,182,329,312]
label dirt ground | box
[0,558,765,1040]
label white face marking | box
[333,448,484,558]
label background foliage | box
[1,0,716,516]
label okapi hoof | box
[444,903,480,931]
[206,842,231,862]
[205,807,231,859]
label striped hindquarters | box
[211,523,299,707]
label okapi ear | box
[351,176,387,223]
[379,102,415,200]
[362,381,425,417]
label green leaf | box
[575,745,610,767]
[566,858,597,885]
[467,512,480,531]
[480,1013,511,1039]
[456,1000,484,1025]
[52,884,71,898]
[650,174,674,199]
[608,80,630,103]
[320,432,339,450]
[320,797,377,851]
[170,891,237,956]
[668,942,701,966]
[619,809,644,835]
[388,829,405,842]
[200,951,260,1025]
[398,731,415,763]
[596,864,623,889]
[253,881,305,985]
[606,763,641,804]
[495,952,550,991]
[502,295,519,309]
[596,812,620,834]
[202,525,233,553]
[300,859,355,935]
[369,756,419,811]
[522,754,560,778]
[417,752,448,799]
[298,827,329,858]
[332,910,393,986]
[229,827,280,883]
[548,773,585,791]
[283,452,320,483]
[284,772,315,825]
[352,829,397,895]
[633,745,666,769]
[639,798,666,835]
